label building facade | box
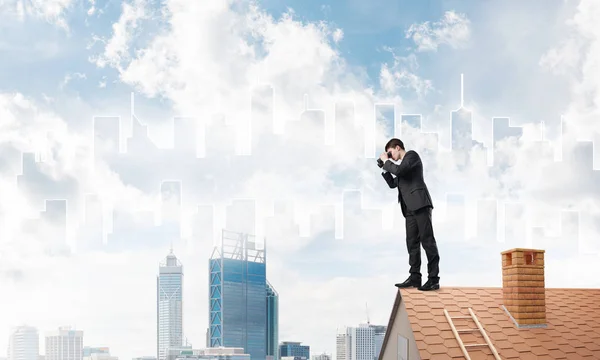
[157,250,184,360]
[83,354,117,360]
[8,326,39,360]
[278,342,309,360]
[165,347,249,360]
[335,332,348,360]
[82,348,109,357]
[266,283,279,360]
[310,354,331,360]
[369,326,385,360]
[209,230,278,360]
[45,327,83,360]
[336,325,386,360]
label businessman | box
[379,138,440,291]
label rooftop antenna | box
[366,302,370,325]
[460,73,464,108]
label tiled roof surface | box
[398,287,600,360]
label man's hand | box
[379,152,388,162]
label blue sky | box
[0,0,572,127]
[1,0,599,359]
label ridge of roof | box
[396,286,600,290]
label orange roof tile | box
[379,287,600,360]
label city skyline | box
[3,239,378,360]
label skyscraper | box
[209,230,278,360]
[370,326,386,360]
[279,342,309,360]
[157,249,184,360]
[335,332,348,360]
[266,283,279,360]
[8,326,39,360]
[82,348,109,358]
[336,324,386,360]
[45,327,83,360]
[82,348,116,360]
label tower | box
[209,230,274,360]
[266,282,279,360]
[45,327,83,360]
[8,326,39,360]
[157,249,184,360]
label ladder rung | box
[456,328,479,333]
[444,308,502,360]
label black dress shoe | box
[418,279,440,291]
[395,277,422,288]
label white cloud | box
[0,91,157,258]
[405,10,471,52]
[332,28,344,43]
[540,0,600,139]
[379,51,433,97]
[59,72,87,90]
[0,0,74,30]
[87,0,96,16]
[91,0,150,70]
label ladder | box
[443,308,501,360]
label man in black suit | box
[378,138,440,291]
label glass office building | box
[157,250,184,360]
[279,342,309,360]
[266,282,279,360]
[209,230,278,360]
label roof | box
[380,287,600,360]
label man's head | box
[385,138,406,161]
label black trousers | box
[405,206,440,282]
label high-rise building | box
[311,354,330,360]
[209,230,278,360]
[165,347,250,360]
[336,324,386,360]
[82,348,109,357]
[266,283,279,360]
[83,355,117,360]
[157,249,184,360]
[370,326,386,360]
[8,326,39,360]
[279,342,309,360]
[335,331,348,360]
[45,327,83,360]
[82,348,116,360]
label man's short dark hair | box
[385,138,405,151]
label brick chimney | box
[501,248,546,327]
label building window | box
[397,335,408,360]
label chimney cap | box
[501,248,545,255]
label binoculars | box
[377,152,392,168]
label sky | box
[1,0,600,359]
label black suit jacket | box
[381,150,433,217]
